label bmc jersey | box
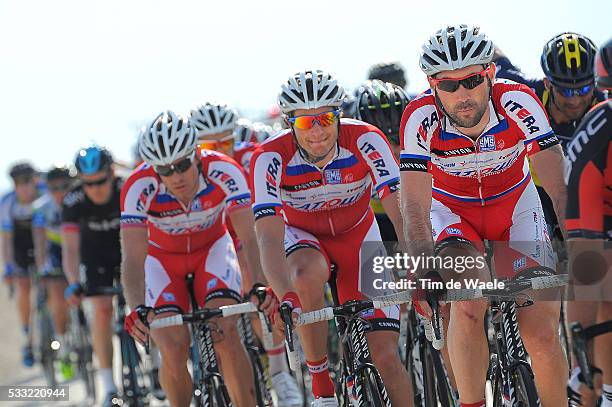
[62,179,123,268]
[400,81,559,204]
[565,100,612,240]
[250,119,400,236]
[120,151,251,254]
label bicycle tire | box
[120,331,150,406]
[357,367,390,407]
[39,309,57,387]
[208,374,233,407]
[428,344,456,407]
[246,345,272,407]
[71,308,97,401]
[420,341,438,407]
[509,363,541,407]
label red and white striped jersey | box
[400,80,559,204]
[250,119,400,236]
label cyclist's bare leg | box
[45,279,69,335]
[518,299,567,407]
[16,276,32,332]
[287,248,329,363]
[368,330,414,406]
[440,305,457,390]
[206,297,256,407]
[596,302,612,393]
[88,296,114,369]
[440,244,489,404]
[150,321,192,407]
[568,300,598,366]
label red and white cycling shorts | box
[144,232,243,314]
[283,210,400,331]
[431,179,556,279]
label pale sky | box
[1,0,610,191]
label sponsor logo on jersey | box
[265,157,282,198]
[415,110,439,147]
[360,308,375,318]
[512,256,527,272]
[87,218,120,231]
[431,147,475,157]
[399,158,428,172]
[288,193,363,211]
[325,169,341,184]
[208,169,239,193]
[192,199,202,211]
[445,227,463,236]
[479,135,496,152]
[503,100,540,134]
[136,183,156,212]
[207,278,218,290]
[162,292,176,302]
[344,173,354,183]
[359,141,390,177]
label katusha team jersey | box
[120,150,251,254]
[250,119,400,236]
[400,80,560,204]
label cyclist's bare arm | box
[228,206,266,289]
[32,226,47,272]
[61,228,81,284]
[400,171,434,257]
[530,144,568,238]
[380,190,405,244]
[1,231,15,271]
[254,215,292,297]
[120,227,148,309]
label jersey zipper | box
[317,167,337,236]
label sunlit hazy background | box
[1,0,610,191]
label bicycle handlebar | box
[149,301,259,329]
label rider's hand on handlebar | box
[412,270,446,319]
[280,291,303,325]
[125,305,153,345]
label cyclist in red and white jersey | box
[400,25,568,407]
[120,111,262,407]
[252,70,412,406]
[190,102,303,407]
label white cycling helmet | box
[233,118,257,143]
[139,110,197,166]
[419,25,494,76]
[189,103,238,138]
[278,70,346,114]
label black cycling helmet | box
[540,32,598,87]
[74,145,114,175]
[9,161,36,180]
[367,62,407,89]
[355,80,410,145]
[594,38,612,90]
[46,164,74,183]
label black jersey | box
[62,178,123,267]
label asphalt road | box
[0,283,168,407]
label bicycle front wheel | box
[510,363,541,407]
[357,367,390,407]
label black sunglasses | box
[82,176,110,187]
[154,154,195,177]
[430,69,488,93]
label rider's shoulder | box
[63,185,85,208]
[32,194,52,212]
[254,129,293,154]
